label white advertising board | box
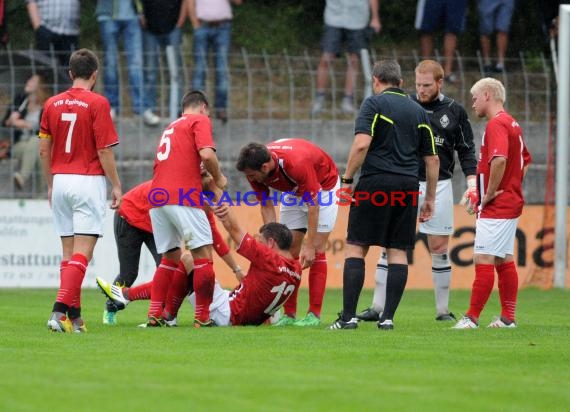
[0,199,157,288]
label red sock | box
[193,258,215,322]
[496,261,518,322]
[127,281,152,301]
[148,258,177,319]
[282,254,300,317]
[56,254,87,307]
[466,264,495,321]
[164,261,191,318]
[308,252,327,318]
[69,254,87,312]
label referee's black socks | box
[342,257,365,321]
[380,264,408,322]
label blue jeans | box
[99,19,144,114]
[191,22,231,110]
[143,28,184,112]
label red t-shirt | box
[119,180,153,233]
[247,138,338,202]
[229,233,302,326]
[39,88,118,175]
[151,114,215,207]
[477,111,532,219]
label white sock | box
[372,252,388,313]
[432,253,452,315]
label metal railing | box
[0,46,555,200]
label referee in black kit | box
[329,59,439,330]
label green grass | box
[1,288,569,411]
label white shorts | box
[418,179,454,235]
[474,218,519,258]
[187,281,231,326]
[279,177,340,233]
[150,205,212,253]
[52,174,107,237]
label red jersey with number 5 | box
[151,114,215,207]
[477,111,532,219]
[39,88,118,175]
[229,233,301,326]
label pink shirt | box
[195,0,233,21]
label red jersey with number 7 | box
[151,114,215,207]
[39,88,118,175]
[476,111,532,219]
[229,233,301,326]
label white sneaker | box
[164,317,178,327]
[96,276,130,308]
[341,96,355,114]
[143,109,160,126]
[487,317,516,328]
[452,315,479,329]
[311,95,325,115]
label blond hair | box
[470,77,506,104]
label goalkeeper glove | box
[460,178,479,215]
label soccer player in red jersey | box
[39,48,122,333]
[453,77,532,329]
[185,201,302,326]
[96,180,243,326]
[236,138,339,326]
[145,90,227,328]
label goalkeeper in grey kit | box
[358,60,477,322]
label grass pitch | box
[1,287,569,412]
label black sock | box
[52,302,69,315]
[68,306,81,320]
[380,264,408,322]
[342,257,365,321]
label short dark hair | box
[372,59,402,87]
[259,222,292,250]
[181,90,209,110]
[69,49,99,80]
[236,142,271,171]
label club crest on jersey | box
[439,114,450,128]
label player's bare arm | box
[38,137,53,205]
[98,147,122,209]
[419,154,439,222]
[260,200,277,224]
[200,147,227,190]
[212,204,247,246]
[482,156,506,208]
[300,204,319,269]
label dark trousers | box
[106,213,161,312]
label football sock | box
[148,258,177,319]
[379,264,408,322]
[164,261,191,319]
[432,253,452,315]
[193,258,215,322]
[371,252,388,313]
[341,257,365,321]
[496,261,518,322]
[126,282,152,301]
[68,254,88,320]
[308,252,327,318]
[52,260,69,314]
[466,264,495,321]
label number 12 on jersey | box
[264,281,296,315]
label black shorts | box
[347,174,420,250]
[321,24,368,55]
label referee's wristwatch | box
[341,176,354,184]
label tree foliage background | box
[3,0,555,56]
